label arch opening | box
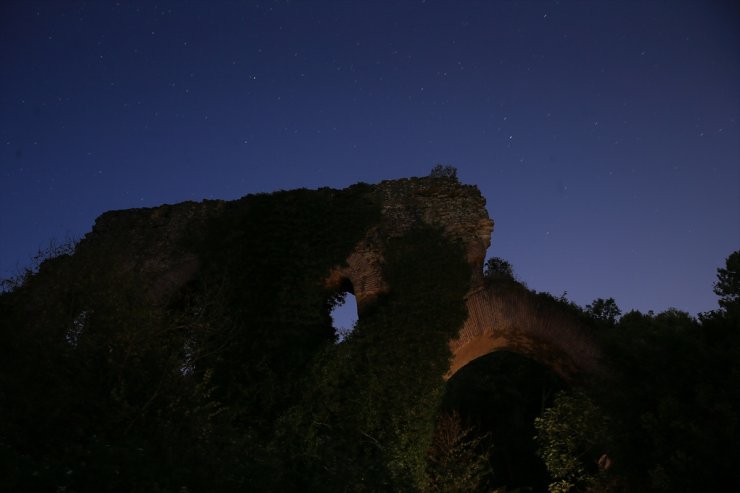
[329,278,358,343]
[438,351,567,492]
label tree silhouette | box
[429,164,458,179]
[585,298,621,326]
[483,257,514,281]
[714,250,739,317]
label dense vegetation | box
[531,251,740,492]
[0,183,472,492]
[1,180,737,491]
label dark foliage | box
[0,185,475,492]
[535,251,740,492]
[483,257,515,281]
[425,411,491,493]
[585,298,621,326]
[429,164,458,180]
[273,225,472,491]
[443,351,565,491]
[713,250,739,317]
[0,184,384,491]
[1,184,737,493]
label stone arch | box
[326,273,356,297]
[447,283,602,381]
[324,252,384,317]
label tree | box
[425,412,492,493]
[430,164,458,179]
[534,391,616,493]
[714,250,740,316]
[585,298,621,326]
[483,257,514,281]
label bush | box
[429,164,458,180]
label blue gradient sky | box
[2,1,738,318]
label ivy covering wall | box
[0,183,473,492]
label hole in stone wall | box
[441,351,566,491]
[331,292,358,342]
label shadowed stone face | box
[323,177,494,313]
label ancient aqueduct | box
[87,176,601,381]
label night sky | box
[2,1,738,321]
